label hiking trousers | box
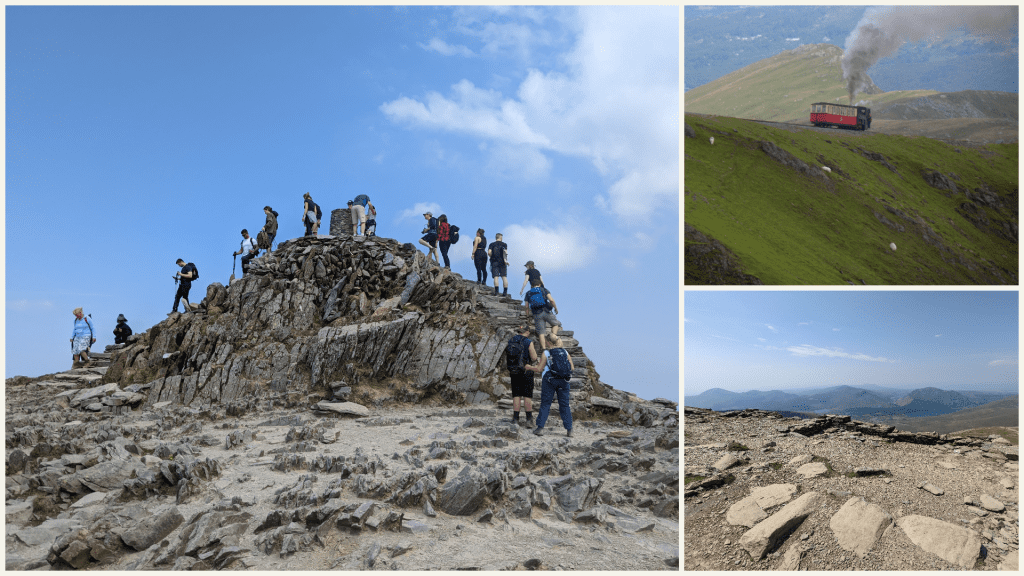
[536,372,572,431]
[173,282,192,312]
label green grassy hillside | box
[684,114,1018,285]
[684,43,938,123]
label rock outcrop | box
[5,227,679,570]
[684,407,1018,571]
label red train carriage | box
[810,103,871,130]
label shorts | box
[350,204,366,226]
[510,371,535,398]
[306,210,318,225]
[533,309,561,333]
[491,262,507,278]
[422,233,437,246]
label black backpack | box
[547,348,572,379]
[505,335,530,374]
[188,263,198,281]
[314,203,322,220]
[450,225,460,244]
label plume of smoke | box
[842,6,1018,103]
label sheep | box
[890,243,897,251]
[822,166,832,173]
[709,136,714,145]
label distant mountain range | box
[685,385,1015,419]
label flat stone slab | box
[740,492,822,560]
[726,484,797,528]
[788,454,813,466]
[313,401,370,417]
[71,382,120,406]
[829,496,892,558]
[980,494,1006,512]
[919,482,944,495]
[937,461,957,469]
[998,550,1018,571]
[590,397,621,410]
[713,454,741,471]
[897,515,982,569]
[70,491,107,509]
[796,462,828,478]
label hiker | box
[418,211,440,264]
[302,193,321,236]
[506,325,542,427]
[533,334,575,438]
[471,229,488,285]
[113,314,132,344]
[487,232,510,296]
[437,214,452,269]
[365,200,377,237]
[350,194,371,236]
[261,206,279,251]
[172,258,198,313]
[523,277,561,349]
[70,307,96,367]
[233,229,259,276]
[519,260,544,295]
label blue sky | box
[685,291,1019,395]
[5,6,680,402]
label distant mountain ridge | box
[685,384,1015,419]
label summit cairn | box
[5,229,679,570]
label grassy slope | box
[875,396,1019,436]
[685,43,938,123]
[685,115,1018,284]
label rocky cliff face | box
[684,407,1019,571]
[5,229,679,570]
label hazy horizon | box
[685,292,1019,397]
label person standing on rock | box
[519,260,544,295]
[418,211,440,264]
[471,229,488,285]
[350,194,370,236]
[302,193,321,236]
[506,325,542,427]
[487,232,510,296]
[533,334,575,438]
[233,229,259,276]
[70,307,96,367]
[172,258,198,314]
[112,314,132,344]
[261,205,279,251]
[437,214,452,269]
[365,200,377,237]
[523,277,561,350]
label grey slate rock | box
[121,506,185,551]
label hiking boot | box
[502,288,508,295]
[526,416,535,427]
[566,429,574,438]
[493,287,499,296]
[532,427,543,436]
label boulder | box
[897,515,982,569]
[713,454,741,471]
[979,494,1005,513]
[796,462,827,478]
[314,401,370,417]
[435,473,489,516]
[739,492,822,559]
[121,506,185,552]
[829,497,892,558]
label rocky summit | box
[5,230,679,571]
[684,407,1019,571]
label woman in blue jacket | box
[70,307,96,367]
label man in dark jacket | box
[172,258,198,314]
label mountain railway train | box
[810,102,871,130]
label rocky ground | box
[5,229,679,571]
[684,407,1019,571]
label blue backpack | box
[547,348,572,379]
[526,287,547,311]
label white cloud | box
[989,359,1018,366]
[785,37,800,42]
[7,299,54,311]
[765,324,778,333]
[484,142,552,181]
[798,321,811,326]
[787,344,889,363]
[757,337,766,342]
[832,328,840,331]
[399,202,444,222]
[934,334,942,338]
[420,38,475,57]
[381,6,678,224]
[501,221,598,272]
